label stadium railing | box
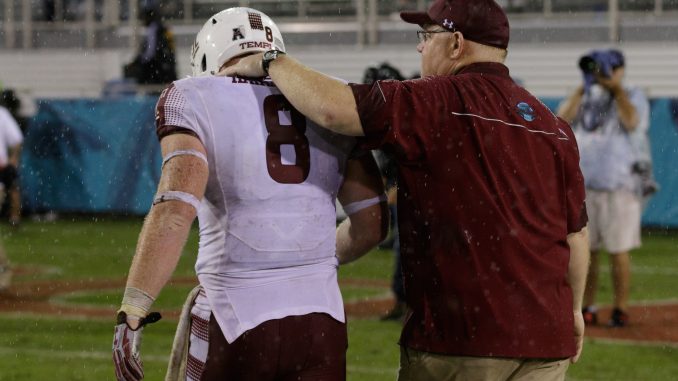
[3,0,678,49]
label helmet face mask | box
[191,7,285,77]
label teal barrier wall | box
[19,97,678,226]
[21,97,161,215]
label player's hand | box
[570,310,585,364]
[218,52,266,78]
[112,311,162,381]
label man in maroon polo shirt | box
[221,0,590,379]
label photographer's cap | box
[607,49,625,68]
[400,0,510,49]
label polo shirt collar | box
[456,62,509,77]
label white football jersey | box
[0,107,23,167]
[156,76,354,342]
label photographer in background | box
[558,49,651,328]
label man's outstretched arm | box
[220,53,365,136]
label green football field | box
[0,219,676,380]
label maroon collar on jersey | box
[456,62,509,78]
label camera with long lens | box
[578,49,625,90]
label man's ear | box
[449,32,465,59]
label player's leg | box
[282,313,347,381]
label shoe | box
[582,306,598,326]
[380,301,406,321]
[608,308,629,328]
[0,264,12,291]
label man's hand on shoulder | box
[218,52,266,78]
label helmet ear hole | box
[201,55,207,73]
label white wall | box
[1,42,677,112]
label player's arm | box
[120,133,208,324]
[219,52,364,136]
[113,133,207,381]
[566,225,590,364]
[336,153,389,264]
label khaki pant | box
[397,347,569,381]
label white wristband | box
[120,287,155,318]
[153,191,202,213]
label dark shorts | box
[189,312,347,381]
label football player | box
[112,7,388,381]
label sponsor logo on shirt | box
[516,102,535,122]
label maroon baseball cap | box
[401,0,510,49]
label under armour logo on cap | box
[400,0,510,49]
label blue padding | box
[641,99,678,227]
[17,96,678,226]
[21,97,161,215]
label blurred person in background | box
[0,91,23,291]
[222,0,591,379]
[0,89,26,227]
[363,62,408,322]
[124,1,177,88]
[112,7,388,381]
[558,49,651,328]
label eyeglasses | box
[416,30,452,43]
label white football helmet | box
[190,7,285,76]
